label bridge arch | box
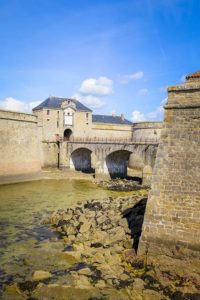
[105,150,132,179]
[70,147,94,173]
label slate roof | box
[32,97,92,112]
[92,114,132,125]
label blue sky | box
[0,0,200,121]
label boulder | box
[33,270,52,281]
[79,222,91,233]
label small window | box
[47,119,50,121]
[47,110,50,115]
[86,113,89,118]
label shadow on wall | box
[106,150,132,179]
[71,148,95,174]
[122,198,147,252]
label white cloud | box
[0,97,40,113]
[120,71,144,84]
[180,74,186,83]
[132,98,167,123]
[73,93,105,109]
[138,88,149,96]
[79,76,113,96]
[132,110,146,122]
[146,98,167,120]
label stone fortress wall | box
[139,71,200,255]
[32,97,162,172]
[0,110,41,184]
[132,122,162,139]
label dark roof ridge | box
[92,114,132,125]
[32,97,92,112]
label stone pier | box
[139,71,200,255]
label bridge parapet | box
[56,135,159,145]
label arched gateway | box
[64,129,72,141]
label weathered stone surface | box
[33,270,52,281]
[139,72,200,255]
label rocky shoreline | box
[40,194,199,300]
[4,193,200,299]
[96,178,148,191]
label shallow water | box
[0,179,134,295]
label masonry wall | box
[42,142,58,167]
[91,123,132,139]
[132,122,162,140]
[0,110,41,184]
[73,111,92,138]
[139,85,200,255]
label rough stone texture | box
[0,110,41,184]
[132,122,162,140]
[42,142,59,167]
[139,75,200,255]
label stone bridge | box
[59,137,159,181]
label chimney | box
[121,113,124,122]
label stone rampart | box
[132,122,162,139]
[0,110,41,184]
[139,74,200,255]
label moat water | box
[0,179,135,297]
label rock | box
[71,274,93,289]
[123,249,137,264]
[95,280,106,288]
[142,289,163,300]
[92,252,105,264]
[96,214,107,225]
[63,224,77,236]
[92,229,109,243]
[77,267,91,276]
[79,215,88,223]
[98,264,118,279]
[119,273,130,281]
[62,251,81,261]
[79,222,91,233]
[105,253,121,265]
[134,278,145,290]
[33,270,52,281]
[123,239,133,249]
[62,211,73,221]
[106,227,125,245]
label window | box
[86,113,89,118]
[47,110,50,115]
